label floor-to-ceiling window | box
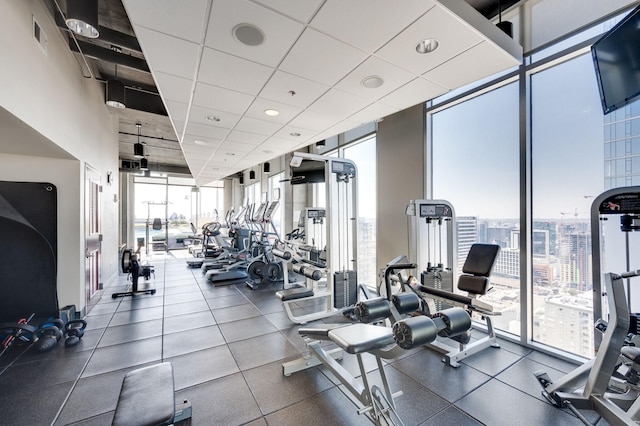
[268,172,285,237]
[427,2,638,358]
[431,82,521,336]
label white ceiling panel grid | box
[123,0,523,185]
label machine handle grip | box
[620,270,640,279]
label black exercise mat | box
[0,181,58,322]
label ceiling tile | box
[198,48,275,96]
[259,70,329,108]
[219,141,256,153]
[188,105,241,129]
[424,41,520,89]
[288,109,339,132]
[123,0,209,43]
[271,125,317,142]
[279,28,368,86]
[134,27,200,79]
[184,121,231,140]
[261,136,301,150]
[234,116,283,136]
[164,100,189,123]
[204,0,304,67]
[251,0,324,23]
[192,82,254,115]
[244,98,302,124]
[153,72,193,104]
[226,130,269,145]
[310,0,436,53]
[307,88,371,120]
[378,77,448,109]
[374,4,483,76]
[347,102,399,125]
[334,56,417,101]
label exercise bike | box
[535,270,640,425]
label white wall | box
[0,1,120,314]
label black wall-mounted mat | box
[0,181,58,322]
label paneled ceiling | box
[54,0,522,185]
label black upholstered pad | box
[328,324,394,354]
[112,362,175,426]
[276,287,314,301]
[457,275,489,295]
[462,244,500,276]
[299,323,349,338]
[622,346,640,363]
[418,285,472,305]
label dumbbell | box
[64,319,88,347]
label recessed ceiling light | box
[290,132,301,137]
[225,152,235,156]
[264,109,280,116]
[205,115,221,122]
[194,140,210,146]
[415,39,439,54]
[361,76,384,89]
[233,23,265,46]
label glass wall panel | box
[344,136,377,288]
[530,53,605,357]
[268,172,285,237]
[431,82,520,336]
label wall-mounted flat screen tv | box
[592,4,640,114]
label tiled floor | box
[0,251,610,425]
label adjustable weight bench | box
[283,296,472,425]
[417,243,501,367]
[112,363,191,426]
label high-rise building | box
[456,216,477,272]
[559,231,592,291]
[538,294,594,358]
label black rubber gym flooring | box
[0,251,608,425]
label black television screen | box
[592,5,640,115]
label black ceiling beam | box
[70,39,150,73]
[55,10,142,53]
[123,87,167,116]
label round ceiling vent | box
[233,23,265,46]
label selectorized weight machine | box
[276,152,359,324]
[535,187,640,425]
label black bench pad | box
[277,287,314,301]
[328,324,394,354]
[299,323,349,338]
[112,362,175,426]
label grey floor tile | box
[175,372,262,426]
[213,304,262,323]
[264,311,295,330]
[109,306,164,326]
[167,345,240,390]
[83,312,114,331]
[55,368,133,425]
[82,337,162,377]
[459,343,523,376]
[86,302,119,316]
[115,295,166,312]
[162,325,226,358]
[219,316,278,343]
[163,310,216,334]
[0,381,73,426]
[419,405,483,426]
[205,293,249,309]
[496,357,568,402]
[228,332,300,371]
[163,284,201,295]
[264,386,369,425]
[526,350,581,374]
[0,350,91,398]
[163,291,205,305]
[163,300,210,317]
[243,360,334,415]
[253,298,285,315]
[456,379,585,426]
[98,319,163,348]
[391,349,491,402]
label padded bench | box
[276,287,314,301]
[112,362,191,426]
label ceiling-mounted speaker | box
[316,140,326,147]
[239,175,244,185]
[139,157,148,171]
[496,21,513,38]
[263,162,270,173]
[249,170,256,180]
[65,0,99,39]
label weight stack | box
[333,270,357,309]
[421,269,454,310]
[630,313,640,335]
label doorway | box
[85,165,102,308]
